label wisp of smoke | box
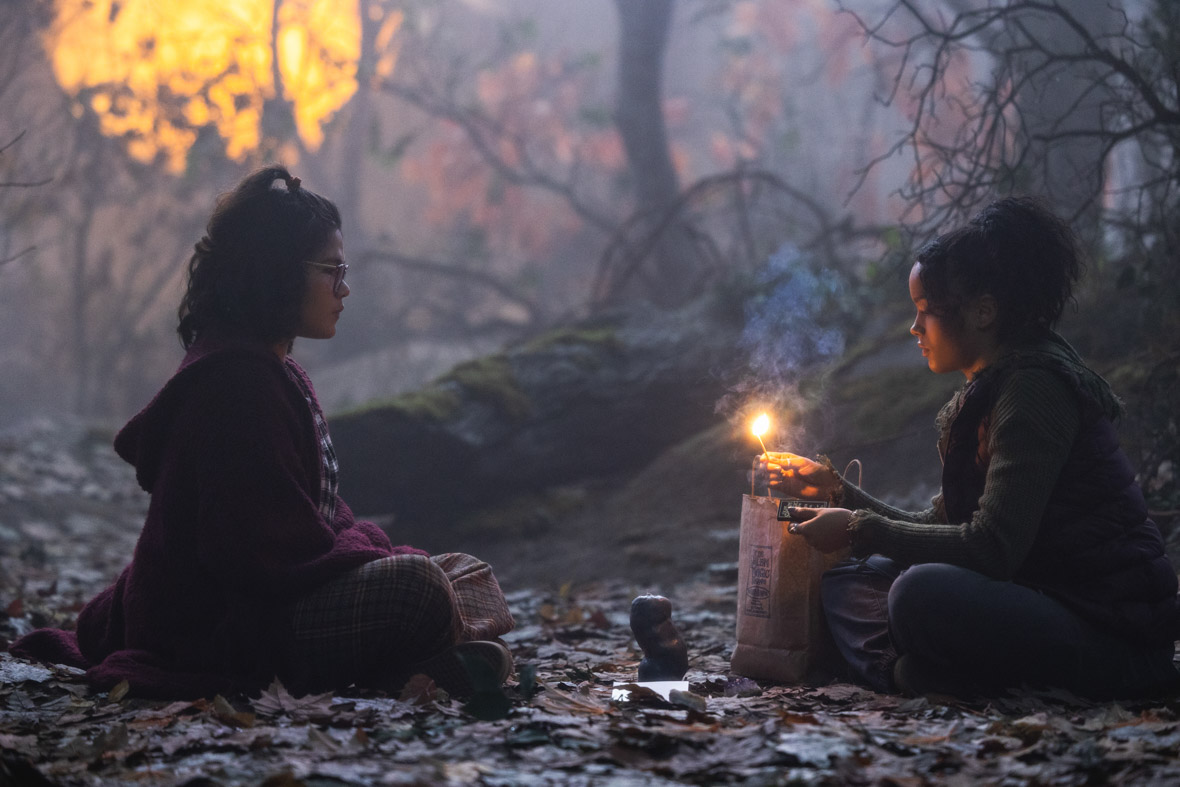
[741,244,845,381]
[716,243,846,450]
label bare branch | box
[0,131,28,156]
[843,0,1180,237]
[0,246,36,266]
[0,131,53,187]
[381,80,618,234]
[593,168,871,305]
[362,247,543,323]
[0,178,53,188]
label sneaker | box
[411,640,514,697]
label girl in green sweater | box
[766,197,1179,699]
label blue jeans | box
[821,556,1178,698]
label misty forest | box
[2,0,1180,784]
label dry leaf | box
[535,687,611,716]
[251,678,336,722]
[107,680,130,703]
[397,673,438,705]
[212,694,256,728]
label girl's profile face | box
[908,262,991,380]
[296,229,349,341]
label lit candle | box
[751,413,770,457]
[751,413,770,497]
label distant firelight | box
[42,0,401,171]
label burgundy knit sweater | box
[11,335,424,698]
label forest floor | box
[3,419,1180,786]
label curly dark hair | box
[915,196,1084,343]
[178,165,342,349]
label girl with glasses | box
[12,165,515,699]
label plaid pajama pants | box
[285,553,514,692]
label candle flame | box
[751,412,770,457]
[751,413,769,438]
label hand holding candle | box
[763,451,840,501]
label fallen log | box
[330,297,745,525]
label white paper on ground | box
[611,680,690,702]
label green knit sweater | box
[841,332,1122,580]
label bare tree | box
[0,3,216,419]
[0,132,50,266]
[370,0,881,329]
[369,0,732,323]
[609,0,701,306]
[0,0,54,268]
[366,4,634,343]
[46,110,200,416]
[847,0,1180,238]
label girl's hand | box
[762,452,839,500]
[786,506,853,553]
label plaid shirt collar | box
[283,360,338,523]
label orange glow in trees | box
[44,0,376,170]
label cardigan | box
[11,334,424,698]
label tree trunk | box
[335,5,381,248]
[611,0,698,307]
[69,210,93,416]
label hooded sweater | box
[11,335,424,698]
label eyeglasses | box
[306,260,349,296]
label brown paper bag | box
[730,494,846,682]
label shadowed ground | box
[3,419,1179,785]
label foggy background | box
[0,0,917,431]
[0,0,1173,443]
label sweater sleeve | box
[847,368,1080,577]
[839,479,943,525]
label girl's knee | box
[888,564,968,615]
[887,563,977,655]
[365,553,451,590]
[358,555,457,630]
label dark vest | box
[940,356,1179,645]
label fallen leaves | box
[251,680,334,723]
[0,732,39,758]
[3,583,1180,786]
[533,686,612,716]
[4,560,1180,783]
[0,659,53,685]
